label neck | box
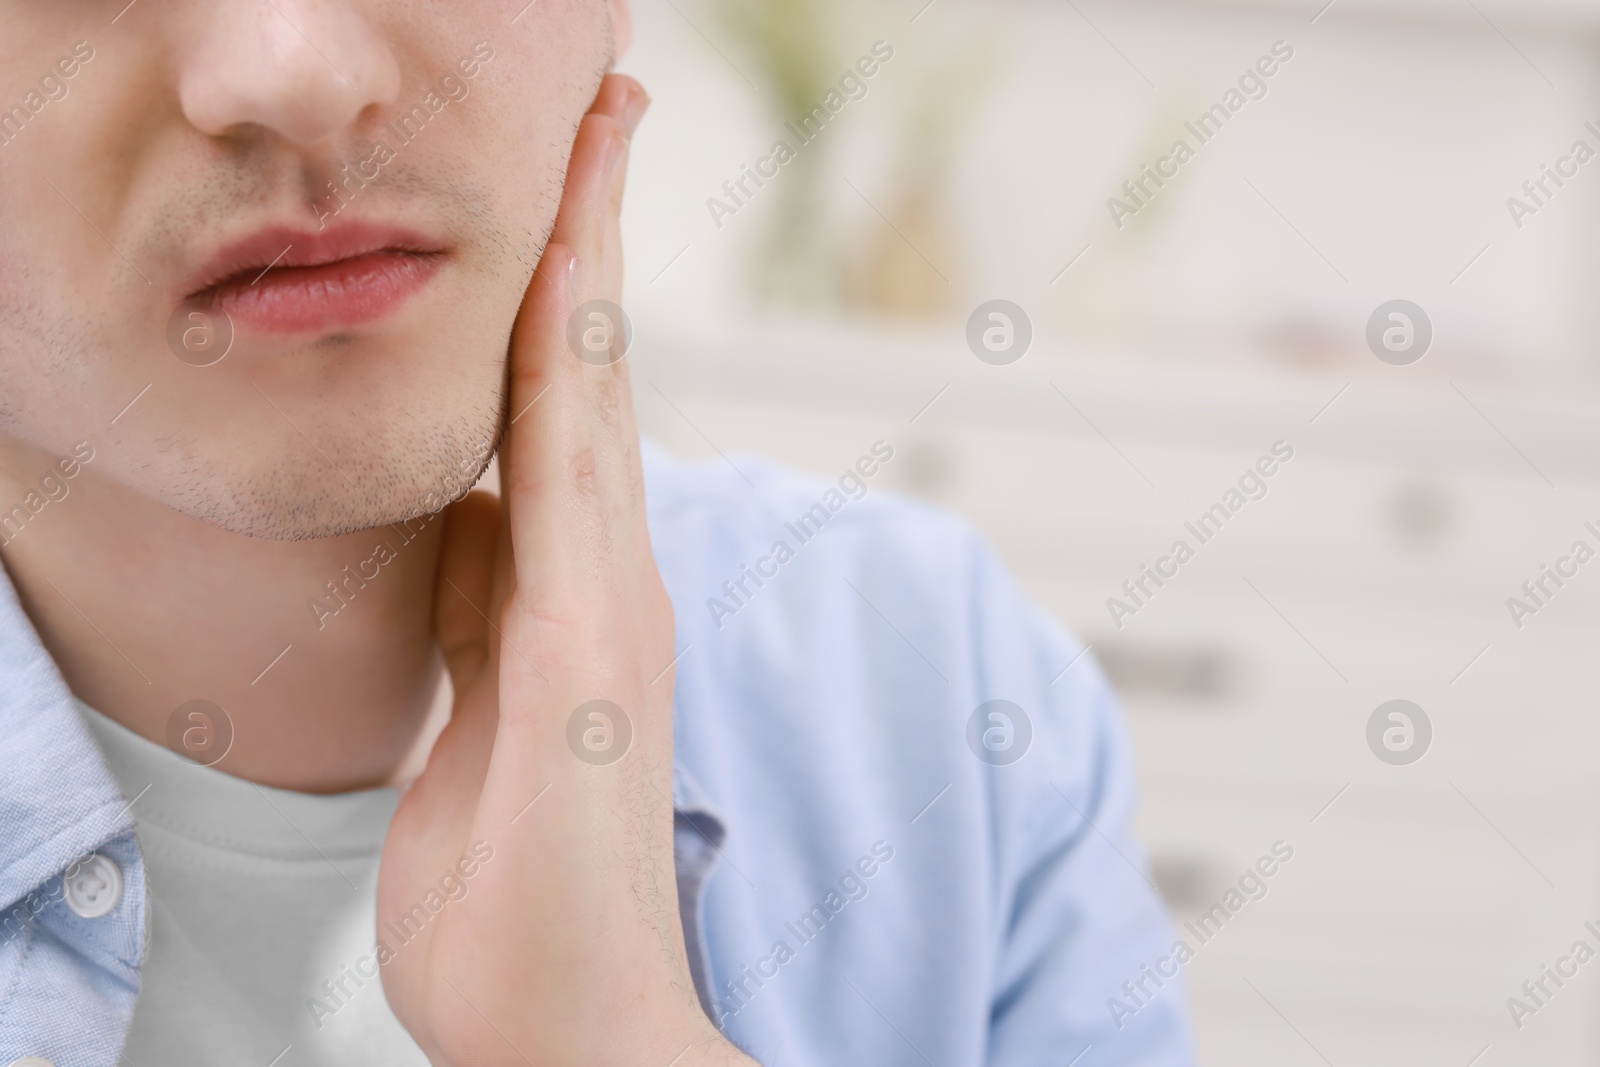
[0,436,447,794]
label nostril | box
[175,6,400,146]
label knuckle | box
[569,446,598,496]
[591,372,622,432]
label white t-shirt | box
[77,701,430,1066]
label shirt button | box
[9,1058,57,1067]
[63,854,122,919]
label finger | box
[544,94,630,331]
[501,90,648,607]
[432,490,501,695]
[590,79,650,518]
[499,73,644,521]
[591,73,650,132]
[547,83,649,541]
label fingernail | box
[564,250,579,305]
[619,86,652,137]
[605,129,630,184]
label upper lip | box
[182,221,447,300]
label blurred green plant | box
[707,0,1003,317]
[708,0,848,308]
[709,0,844,120]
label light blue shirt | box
[0,441,1193,1066]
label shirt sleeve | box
[963,532,1196,1067]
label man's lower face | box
[0,0,613,540]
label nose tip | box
[178,3,401,146]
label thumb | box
[432,489,501,695]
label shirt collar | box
[0,560,134,914]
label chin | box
[158,411,502,543]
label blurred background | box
[616,1,1600,1064]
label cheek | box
[0,55,155,436]
[0,303,109,460]
[476,13,610,207]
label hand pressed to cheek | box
[378,75,747,1067]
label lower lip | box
[200,251,443,334]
